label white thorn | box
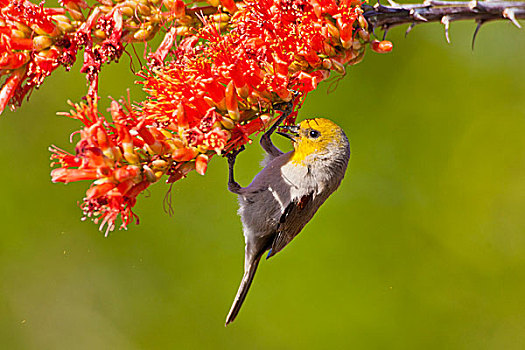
[411,9,428,22]
[472,20,484,50]
[503,8,522,29]
[405,22,416,37]
[387,0,400,7]
[442,15,451,43]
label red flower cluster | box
[51,99,173,235]
[143,0,371,123]
[50,97,275,235]
[0,0,65,112]
[0,0,205,113]
[50,0,393,233]
[50,95,269,235]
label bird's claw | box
[273,100,293,114]
[227,145,245,162]
[272,90,300,115]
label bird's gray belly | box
[237,187,287,240]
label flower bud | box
[121,6,135,17]
[56,21,74,33]
[203,96,216,108]
[172,147,198,162]
[51,168,98,183]
[214,22,229,32]
[114,166,140,182]
[220,116,235,130]
[357,28,370,42]
[143,165,157,182]
[175,26,188,36]
[32,24,54,36]
[133,25,155,41]
[225,81,240,121]
[177,15,194,26]
[323,42,336,56]
[220,0,237,13]
[52,15,71,23]
[330,59,345,74]
[259,114,272,128]
[164,0,186,17]
[93,29,107,40]
[137,3,152,15]
[33,36,54,51]
[152,159,168,170]
[347,50,365,65]
[337,18,353,49]
[370,40,393,54]
[87,182,117,200]
[99,5,113,13]
[14,22,32,35]
[236,84,249,99]
[325,21,340,40]
[195,154,209,175]
[10,30,27,39]
[358,15,368,30]
[173,103,189,128]
[172,136,185,148]
[211,13,230,23]
[167,162,195,183]
[65,2,86,21]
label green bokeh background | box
[1,11,525,350]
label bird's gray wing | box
[266,192,315,259]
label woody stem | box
[364,0,525,38]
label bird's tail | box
[225,256,262,326]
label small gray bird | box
[225,111,351,325]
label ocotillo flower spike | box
[4,0,521,233]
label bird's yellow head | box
[278,118,350,165]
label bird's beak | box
[277,125,299,142]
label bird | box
[224,108,351,325]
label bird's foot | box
[226,145,245,163]
[226,145,245,194]
[226,145,245,169]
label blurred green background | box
[1,9,525,350]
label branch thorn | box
[371,26,378,39]
[441,15,451,43]
[387,0,400,7]
[382,26,390,40]
[411,9,428,22]
[471,19,485,50]
[374,0,388,11]
[405,22,416,37]
[503,8,522,29]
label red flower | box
[204,128,231,153]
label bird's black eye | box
[309,130,320,138]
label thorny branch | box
[363,0,525,46]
